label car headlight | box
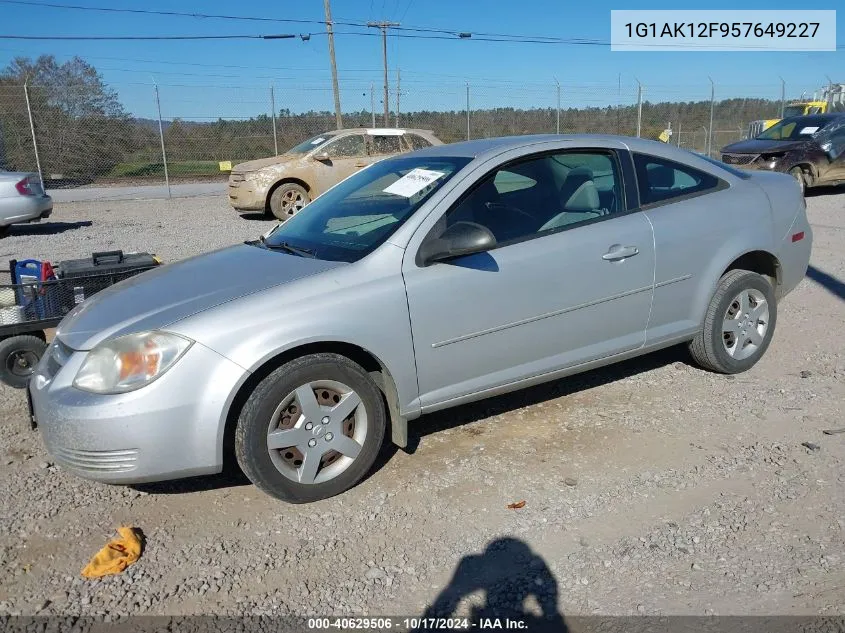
[73,331,193,394]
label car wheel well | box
[222,342,402,472]
[723,250,782,297]
[788,163,815,181]
[265,178,311,212]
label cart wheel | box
[0,335,47,389]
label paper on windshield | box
[799,127,819,135]
[383,168,445,197]
[310,137,326,145]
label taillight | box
[15,177,34,196]
[792,231,805,243]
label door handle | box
[602,245,639,261]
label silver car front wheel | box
[266,380,368,485]
[235,353,386,503]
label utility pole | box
[779,76,786,118]
[154,83,171,200]
[370,81,376,127]
[270,85,278,155]
[323,0,343,130]
[396,67,400,128]
[616,72,621,134]
[466,82,471,140]
[635,79,642,138]
[23,82,43,187]
[368,21,399,126]
[707,76,715,157]
[554,78,561,134]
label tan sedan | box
[228,128,442,220]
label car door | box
[401,148,655,409]
[309,133,369,196]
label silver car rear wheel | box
[721,289,769,361]
[689,269,777,374]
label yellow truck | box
[748,85,844,139]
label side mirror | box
[419,221,497,266]
[313,151,331,162]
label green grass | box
[107,160,223,178]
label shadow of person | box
[416,537,568,633]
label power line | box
[0,0,371,28]
[3,1,841,48]
[0,33,303,40]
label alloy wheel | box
[722,288,769,361]
[265,380,367,485]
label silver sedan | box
[30,135,812,503]
[0,170,52,235]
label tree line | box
[0,55,782,180]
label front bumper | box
[721,154,790,175]
[228,176,266,211]
[30,338,248,484]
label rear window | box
[633,153,723,206]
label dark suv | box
[721,114,845,193]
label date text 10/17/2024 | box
[307,617,528,630]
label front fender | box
[168,245,421,421]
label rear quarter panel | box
[643,180,777,345]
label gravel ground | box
[0,189,843,621]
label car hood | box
[233,154,299,172]
[721,138,810,154]
[55,244,346,351]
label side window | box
[633,153,721,206]
[406,134,433,150]
[370,135,403,155]
[326,134,366,158]
[444,151,622,245]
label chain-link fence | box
[0,77,810,192]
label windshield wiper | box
[260,236,316,258]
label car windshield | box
[756,117,831,141]
[286,133,336,154]
[260,155,472,262]
[782,105,806,118]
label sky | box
[0,0,843,120]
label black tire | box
[235,353,386,503]
[789,166,808,194]
[0,225,10,238]
[689,269,777,374]
[268,183,310,222]
[0,335,47,389]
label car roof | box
[407,133,698,160]
[777,113,845,126]
[333,128,435,135]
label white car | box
[0,170,52,236]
